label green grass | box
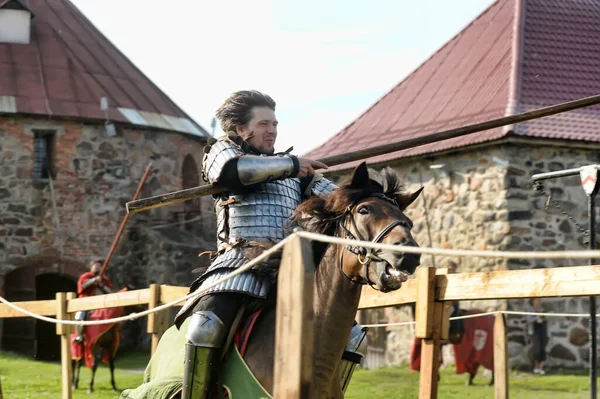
[0,350,593,398]
[345,363,592,399]
[0,350,149,399]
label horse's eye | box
[358,206,369,215]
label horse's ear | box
[350,162,369,189]
[396,187,424,210]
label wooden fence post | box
[415,266,435,338]
[147,284,162,355]
[417,267,443,399]
[494,313,509,399]
[274,236,315,399]
[56,292,72,399]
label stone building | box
[306,0,600,370]
[0,0,216,360]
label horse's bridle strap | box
[337,197,407,287]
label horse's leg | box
[88,349,103,394]
[71,358,80,389]
[466,362,480,386]
[488,370,495,386]
[109,346,118,392]
[467,372,475,386]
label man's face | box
[236,106,278,155]
[90,262,101,275]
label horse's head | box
[294,162,422,292]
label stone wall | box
[331,141,600,370]
[0,116,217,351]
[502,142,600,370]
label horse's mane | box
[292,167,405,235]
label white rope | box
[296,230,600,259]
[3,229,600,327]
[363,320,416,328]
[362,310,598,328]
[501,310,593,318]
[0,236,291,326]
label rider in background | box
[73,259,114,343]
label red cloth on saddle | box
[70,302,123,368]
[452,309,494,375]
[233,309,263,356]
[77,272,114,297]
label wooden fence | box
[2,236,600,398]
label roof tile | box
[308,0,600,170]
[0,0,206,136]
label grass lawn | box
[345,364,591,399]
[0,350,592,398]
[0,350,149,398]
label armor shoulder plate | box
[202,137,245,184]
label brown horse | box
[71,286,141,393]
[241,162,423,397]
[123,162,423,398]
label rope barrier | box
[2,229,600,326]
[0,235,291,326]
[296,231,600,259]
[362,310,597,328]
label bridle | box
[332,193,410,288]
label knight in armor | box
[73,259,114,343]
[173,90,367,398]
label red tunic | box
[76,272,114,298]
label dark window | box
[33,130,54,179]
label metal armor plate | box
[195,136,336,299]
[203,139,245,184]
[215,178,303,252]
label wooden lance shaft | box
[99,163,152,277]
[126,92,600,214]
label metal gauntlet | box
[237,154,299,185]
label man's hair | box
[89,259,103,268]
[215,90,276,133]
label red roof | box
[306,0,600,170]
[0,0,207,137]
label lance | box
[126,93,600,214]
[99,163,152,277]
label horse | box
[71,285,141,393]
[121,162,423,398]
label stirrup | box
[73,335,83,344]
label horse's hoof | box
[113,388,119,392]
[87,389,93,394]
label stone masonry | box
[0,116,216,351]
[330,140,600,370]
